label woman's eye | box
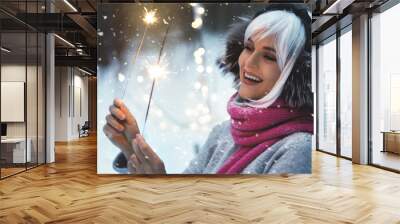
[264,55,277,61]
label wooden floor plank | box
[0,134,400,223]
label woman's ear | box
[216,18,250,87]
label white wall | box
[1,64,46,163]
[1,65,26,139]
[54,67,89,141]
[54,66,68,141]
[1,65,42,137]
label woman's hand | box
[103,98,140,159]
[128,134,166,174]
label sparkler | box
[121,7,158,99]
[141,23,172,135]
[143,7,157,24]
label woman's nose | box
[244,52,259,70]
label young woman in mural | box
[103,5,313,174]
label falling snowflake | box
[137,76,144,83]
[118,73,125,82]
[193,48,205,57]
[196,7,205,15]
[195,57,203,64]
[103,15,107,20]
[206,66,213,73]
[191,18,203,29]
[98,31,104,36]
[196,65,204,73]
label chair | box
[79,121,90,138]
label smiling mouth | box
[243,72,263,84]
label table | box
[381,131,400,154]
[1,138,31,163]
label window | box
[339,28,352,158]
[0,1,47,179]
[370,3,400,171]
[317,36,337,154]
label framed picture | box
[97,3,313,175]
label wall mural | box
[97,3,313,175]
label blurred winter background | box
[97,3,267,174]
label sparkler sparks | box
[145,58,169,80]
[143,7,157,24]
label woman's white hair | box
[238,10,306,108]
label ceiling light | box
[78,67,93,76]
[54,34,75,48]
[63,0,78,12]
[323,0,354,15]
[1,47,11,53]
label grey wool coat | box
[113,120,312,174]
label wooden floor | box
[1,135,400,223]
[1,163,44,178]
[373,150,400,171]
[1,167,26,178]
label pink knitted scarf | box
[216,93,313,174]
